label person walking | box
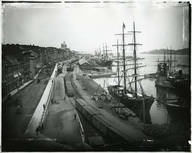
[41,123,44,131]
[39,124,44,133]
[74,113,77,120]
[36,126,40,135]
[43,104,46,110]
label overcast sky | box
[2,2,189,54]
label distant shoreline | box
[141,53,189,55]
[141,48,189,55]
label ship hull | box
[155,80,173,88]
[108,86,154,124]
[166,103,190,121]
[155,75,173,88]
[98,60,113,69]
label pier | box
[2,56,190,151]
[2,4,190,151]
[72,66,152,142]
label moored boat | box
[108,85,154,123]
[107,22,154,124]
[166,99,190,121]
[98,60,113,69]
[95,44,113,69]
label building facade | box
[30,51,38,78]
[2,55,24,97]
[22,51,31,82]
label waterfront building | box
[61,41,67,60]
[61,47,72,60]
[61,41,67,50]
[22,51,31,82]
[2,54,24,97]
[30,51,38,78]
[78,59,91,70]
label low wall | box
[38,63,58,126]
[25,63,58,135]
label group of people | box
[36,123,44,136]
[35,104,46,135]
[51,99,56,104]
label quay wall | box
[25,63,58,135]
[73,70,152,144]
[39,63,58,125]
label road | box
[42,66,82,147]
[2,66,55,151]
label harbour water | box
[94,54,190,125]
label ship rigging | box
[108,22,154,124]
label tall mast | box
[102,43,111,61]
[122,23,126,94]
[133,22,137,96]
[113,23,129,92]
[105,44,108,60]
[174,51,176,69]
[128,22,142,97]
[117,40,120,86]
[103,45,105,60]
[166,47,169,75]
[170,48,172,73]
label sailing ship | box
[107,22,154,124]
[155,50,176,88]
[95,44,113,69]
[155,50,190,98]
[166,99,190,120]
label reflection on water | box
[94,77,173,125]
[150,100,170,125]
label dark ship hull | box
[155,78,173,88]
[98,60,113,69]
[108,85,154,124]
[166,101,190,122]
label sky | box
[2,2,189,54]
